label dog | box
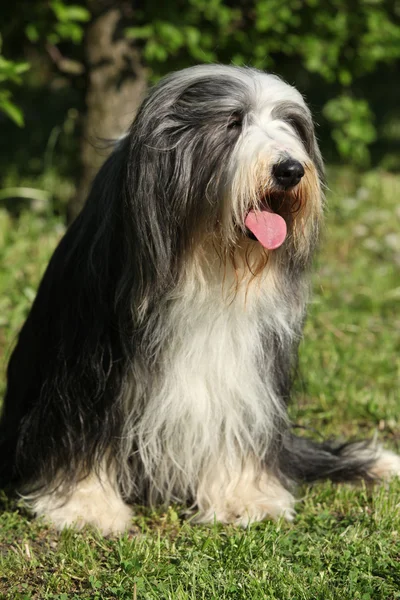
[1,65,399,534]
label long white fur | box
[130,255,303,510]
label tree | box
[1,1,148,221]
[69,3,147,221]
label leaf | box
[125,25,154,40]
[0,97,24,126]
[0,57,30,84]
[54,21,85,44]
[50,0,67,22]
[25,23,40,43]
[63,5,91,22]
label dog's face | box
[127,65,324,279]
[225,75,324,262]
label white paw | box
[196,467,296,525]
[27,471,132,535]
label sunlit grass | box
[0,168,399,599]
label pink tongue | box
[245,210,287,250]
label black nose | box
[272,159,305,188]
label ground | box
[0,167,399,599]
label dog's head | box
[116,65,324,293]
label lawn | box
[0,168,399,599]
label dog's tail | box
[279,432,399,484]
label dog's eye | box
[227,113,243,130]
[284,115,314,154]
[286,116,308,143]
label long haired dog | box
[1,65,399,534]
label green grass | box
[1,168,400,599]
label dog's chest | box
[160,281,285,407]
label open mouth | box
[245,192,288,250]
[245,190,296,250]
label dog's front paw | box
[36,498,133,535]
[26,471,132,535]
[195,470,296,525]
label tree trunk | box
[68,6,147,222]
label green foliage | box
[1,1,89,127]
[126,0,240,64]
[2,0,400,164]
[25,1,91,45]
[1,1,400,166]
[0,88,24,128]
[0,36,29,126]
[126,0,400,166]
[323,96,377,166]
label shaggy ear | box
[70,132,181,318]
[122,119,219,300]
[121,134,179,300]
